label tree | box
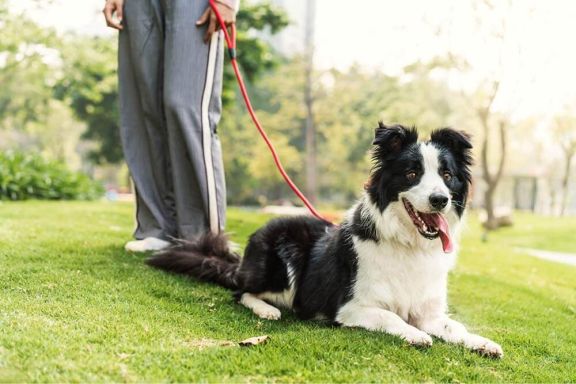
[476,82,507,230]
[0,0,86,166]
[315,62,460,202]
[303,0,318,204]
[219,57,306,205]
[0,0,58,133]
[553,114,576,216]
[436,0,520,234]
[55,37,121,164]
[220,58,461,206]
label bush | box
[0,151,103,201]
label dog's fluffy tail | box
[146,232,240,290]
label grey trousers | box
[118,0,226,240]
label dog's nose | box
[429,193,449,210]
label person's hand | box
[196,2,236,43]
[103,0,124,30]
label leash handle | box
[208,0,331,224]
[209,0,236,58]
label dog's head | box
[366,123,472,252]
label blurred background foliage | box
[0,0,575,222]
[0,151,103,200]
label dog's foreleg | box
[417,316,503,358]
[337,306,432,347]
[239,293,281,320]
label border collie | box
[147,123,503,358]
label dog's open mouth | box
[402,198,453,253]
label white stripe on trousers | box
[201,32,220,233]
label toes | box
[474,340,504,358]
[467,335,504,358]
[257,307,281,320]
[403,330,433,347]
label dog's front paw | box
[255,306,281,320]
[467,335,503,358]
[401,329,433,347]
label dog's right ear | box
[373,122,418,160]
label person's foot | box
[125,237,171,252]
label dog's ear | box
[430,128,473,183]
[373,122,418,159]
[430,128,473,163]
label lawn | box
[0,201,575,382]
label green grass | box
[0,201,575,382]
[484,211,576,254]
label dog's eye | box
[406,171,417,181]
[443,171,453,182]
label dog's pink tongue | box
[429,213,453,253]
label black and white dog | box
[147,123,503,358]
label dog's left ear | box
[430,128,473,165]
[373,122,418,160]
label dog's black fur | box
[145,124,506,358]
[148,216,350,320]
[146,123,473,323]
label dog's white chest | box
[348,237,455,321]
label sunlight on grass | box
[0,201,574,382]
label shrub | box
[0,151,103,201]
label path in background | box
[517,248,576,267]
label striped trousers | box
[118,0,226,240]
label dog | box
[147,123,503,358]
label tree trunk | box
[304,84,317,204]
[549,178,557,215]
[478,83,506,236]
[482,120,506,231]
[483,185,497,229]
[304,0,317,204]
[560,149,575,216]
[530,177,538,212]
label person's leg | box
[118,0,177,243]
[163,0,227,238]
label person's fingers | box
[103,3,113,28]
[212,13,220,31]
[116,2,124,28]
[226,8,237,25]
[221,9,236,27]
[103,2,122,30]
[196,7,210,25]
[198,5,236,42]
[204,15,217,42]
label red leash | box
[209,0,330,224]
